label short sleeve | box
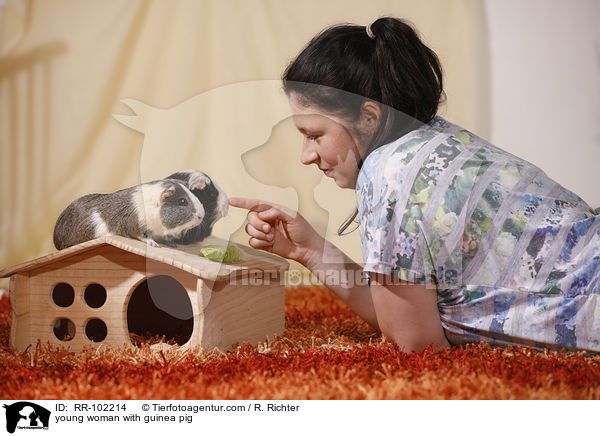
[356,144,436,285]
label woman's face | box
[288,93,371,189]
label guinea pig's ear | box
[188,172,211,191]
[160,184,176,204]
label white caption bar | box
[0,400,593,435]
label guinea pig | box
[53,169,228,250]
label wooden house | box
[0,235,289,353]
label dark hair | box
[282,17,445,234]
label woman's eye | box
[306,135,318,141]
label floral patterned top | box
[356,116,600,352]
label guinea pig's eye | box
[178,198,188,206]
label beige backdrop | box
[0,0,488,288]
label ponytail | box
[370,17,445,124]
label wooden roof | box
[0,235,289,281]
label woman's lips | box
[323,168,333,176]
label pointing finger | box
[229,197,273,213]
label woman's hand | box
[229,197,323,267]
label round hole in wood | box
[127,275,194,346]
[53,318,75,341]
[85,318,107,342]
[52,283,75,307]
[84,283,107,308]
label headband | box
[366,22,375,39]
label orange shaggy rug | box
[1,286,599,399]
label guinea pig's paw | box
[140,237,160,247]
[188,172,211,191]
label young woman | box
[230,17,600,353]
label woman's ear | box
[360,101,382,132]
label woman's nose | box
[300,141,318,166]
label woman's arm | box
[306,243,449,352]
[369,273,450,352]
[302,236,381,331]
[304,239,450,352]
[230,197,449,352]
